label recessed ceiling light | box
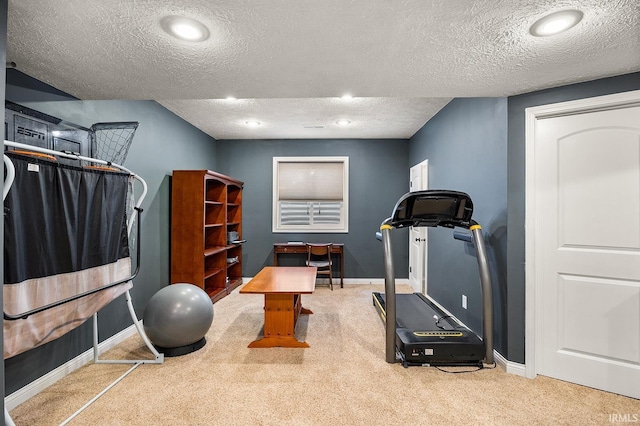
[341,94,353,101]
[336,119,351,126]
[226,96,237,101]
[245,120,261,127]
[529,10,583,37]
[161,16,210,42]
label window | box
[273,157,349,233]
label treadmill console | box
[390,190,473,228]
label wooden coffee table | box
[239,266,317,348]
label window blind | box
[279,201,342,226]
[273,157,349,233]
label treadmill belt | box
[378,293,458,331]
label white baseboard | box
[343,278,410,285]
[493,349,526,377]
[416,296,527,377]
[5,324,138,411]
[242,277,409,286]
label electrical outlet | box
[462,294,467,309]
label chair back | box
[307,243,332,268]
[306,243,334,289]
[308,243,332,256]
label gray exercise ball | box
[143,283,214,348]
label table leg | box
[340,251,344,288]
[248,293,312,348]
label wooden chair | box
[306,243,333,290]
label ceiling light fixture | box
[161,16,210,42]
[245,120,261,127]
[336,119,351,126]
[341,94,353,101]
[529,10,583,37]
[226,96,237,101]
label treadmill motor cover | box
[395,327,484,366]
[373,292,484,367]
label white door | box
[527,91,640,399]
[409,160,428,294]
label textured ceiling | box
[6,0,640,140]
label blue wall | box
[409,97,508,355]
[506,71,640,363]
[407,75,640,365]
[216,138,410,278]
[3,80,411,394]
[2,60,638,398]
[4,72,218,394]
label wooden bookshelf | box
[170,170,244,303]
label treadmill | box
[373,190,494,368]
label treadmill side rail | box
[380,221,400,364]
[470,224,494,365]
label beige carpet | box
[9,284,640,425]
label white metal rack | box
[3,141,164,426]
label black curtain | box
[4,152,130,285]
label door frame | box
[524,89,640,379]
[409,159,429,294]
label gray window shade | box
[278,162,344,201]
